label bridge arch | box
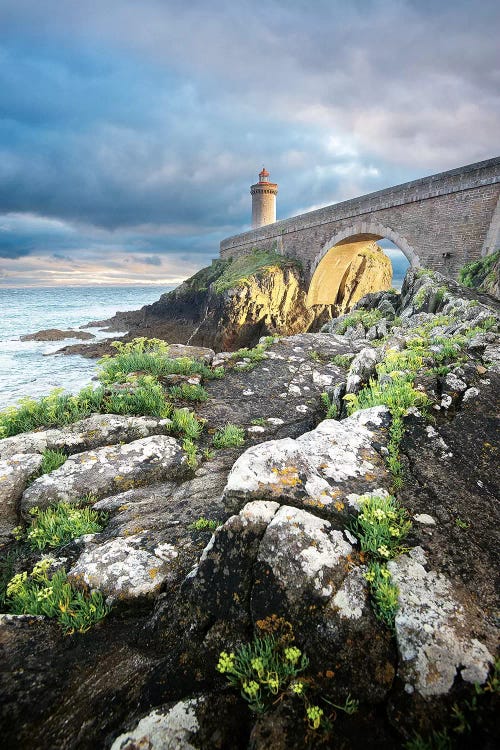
[306,222,418,309]
[309,221,420,279]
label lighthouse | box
[250,167,278,228]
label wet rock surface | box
[0,268,499,749]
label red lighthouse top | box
[259,167,270,182]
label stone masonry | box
[221,157,500,281]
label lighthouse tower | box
[250,167,278,229]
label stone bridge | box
[220,157,500,284]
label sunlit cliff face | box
[306,240,393,312]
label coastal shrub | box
[0,548,23,606]
[349,493,411,561]
[330,354,352,369]
[216,619,358,733]
[6,558,109,634]
[320,392,338,419]
[182,438,198,469]
[405,730,453,750]
[213,249,299,294]
[212,424,245,449]
[169,383,209,402]
[188,517,221,532]
[364,562,399,630]
[344,373,427,489]
[458,250,500,289]
[182,258,232,293]
[0,378,173,438]
[40,449,67,475]
[103,377,172,418]
[170,408,204,439]
[335,309,383,334]
[216,634,309,714]
[0,387,105,438]
[97,338,218,384]
[13,499,105,551]
[344,376,427,418]
[232,343,267,367]
[348,493,410,628]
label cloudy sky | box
[0,0,498,286]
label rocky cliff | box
[1,268,499,749]
[56,246,393,359]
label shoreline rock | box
[20,328,95,342]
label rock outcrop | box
[56,246,394,359]
[1,268,499,749]
[20,329,95,341]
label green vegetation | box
[217,617,358,734]
[348,493,411,629]
[405,659,500,749]
[0,379,171,438]
[231,337,277,370]
[0,337,220,446]
[341,309,497,490]
[320,392,338,419]
[251,418,266,426]
[23,448,69,487]
[213,248,300,294]
[13,499,105,551]
[182,438,198,469]
[212,423,245,449]
[416,268,437,280]
[5,558,109,634]
[414,283,447,308]
[345,374,427,489]
[330,354,353,369]
[97,338,219,384]
[364,562,399,630]
[39,449,67,475]
[169,383,209,402]
[182,258,232,293]
[217,634,309,714]
[0,548,23,606]
[349,493,411,561]
[459,250,499,289]
[335,308,383,334]
[170,408,204,439]
[405,730,453,750]
[188,517,221,532]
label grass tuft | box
[39,449,67,475]
[213,249,300,294]
[13,499,105,551]
[5,558,109,634]
[212,424,245,449]
[188,517,221,532]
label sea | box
[0,286,173,410]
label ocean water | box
[0,286,173,410]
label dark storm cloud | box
[0,0,498,278]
